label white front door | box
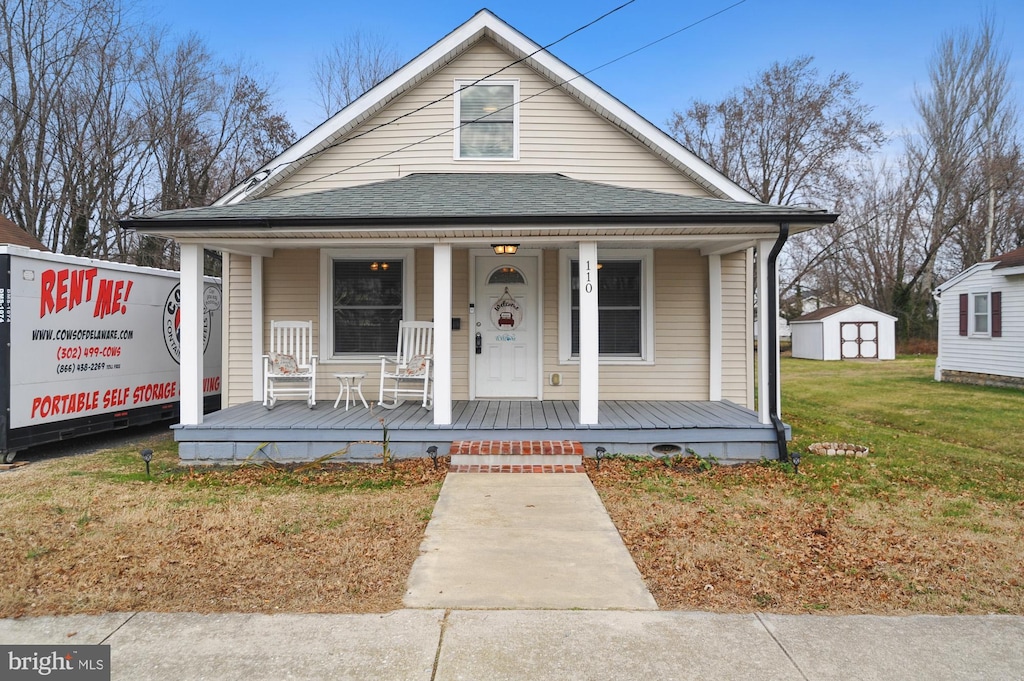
[474,254,539,398]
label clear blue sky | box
[144,0,1023,142]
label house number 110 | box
[584,260,594,294]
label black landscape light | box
[594,446,606,471]
[140,448,153,477]
[427,445,439,469]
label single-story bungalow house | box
[121,10,836,463]
[790,304,897,361]
[934,247,1024,388]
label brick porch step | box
[449,440,585,473]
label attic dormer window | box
[454,80,518,160]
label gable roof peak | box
[215,9,757,208]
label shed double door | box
[840,322,878,359]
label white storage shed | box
[790,304,897,361]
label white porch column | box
[755,240,776,424]
[433,243,452,425]
[708,254,723,401]
[251,255,264,402]
[179,244,204,425]
[578,241,599,424]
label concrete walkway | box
[2,610,1022,680]
[404,472,657,610]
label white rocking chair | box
[263,320,317,409]
[378,321,433,409]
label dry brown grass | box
[0,436,445,618]
[588,456,1024,615]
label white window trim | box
[558,248,655,365]
[969,289,991,337]
[318,248,416,363]
[453,79,520,161]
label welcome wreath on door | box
[490,287,523,332]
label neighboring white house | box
[790,304,897,361]
[933,247,1024,388]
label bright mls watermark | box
[2,645,109,680]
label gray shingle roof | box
[125,173,836,229]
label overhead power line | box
[240,0,638,192]
[245,0,750,196]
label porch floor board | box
[175,399,789,464]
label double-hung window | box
[962,289,1002,338]
[559,250,654,363]
[319,250,414,359]
[454,79,518,160]
[972,291,990,335]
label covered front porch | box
[174,398,788,464]
[122,174,838,465]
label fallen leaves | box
[588,457,1024,615]
[0,456,447,618]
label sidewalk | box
[2,610,1022,680]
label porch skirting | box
[174,399,790,464]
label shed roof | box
[792,303,896,323]
[0,216,49,251]
[792,305,852,322]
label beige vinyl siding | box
[254,246,752,405]
[261,248,454,402]
[263,250,325,400]
[225,253,253,407]
[451,249,471,399]
[541,249,573,394]
[407,248,470,399]
[721,250,753,407]
[268,39,708,197]
[541,248,716,401]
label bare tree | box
[669,56,885,209]
[136,33,294,212]
[669,55,885,326]
[911,17,1019,292]
[0,1,293,266]
[856,16,1020,338]
[311,30,401,118]
[0,0,129,250]
[130,31,295,268]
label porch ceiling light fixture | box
[370,261,390,271]
[491,244,519,255]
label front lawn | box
[0,441,446,617]
[591,356,1024,614]
[2,356,1021,616]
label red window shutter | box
[992,291,1002,338]
[959,294,968,336]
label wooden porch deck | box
[175,399,789,464]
